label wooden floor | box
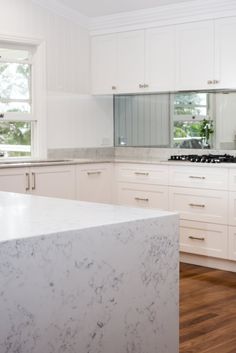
[180,263,236,353]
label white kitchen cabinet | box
[176,21,214,90]
[116,163,169,185]
[169,186,228,225]
[117,182,169,210]
[145,27,176,92]
[117,30,145,94]
[0,168,29,194]
[30,165,76,199]
[228,192,236,226]
[169,165,228,190]
[76,163,112,203]
[215,17,236,89]
[115,163,169,209]
[180,220,228,259]
[228,226,236,260]
[91,34,117,94]
[0,165,76,199]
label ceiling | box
[56,0,196,17]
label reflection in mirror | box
[114,91,236,150]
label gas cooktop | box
[169,154,236,163]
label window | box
[172,92,213,149]
[0,45,34,157]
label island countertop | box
[0,192,179,353]
[0,191,177,243]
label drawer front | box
[76,164,112,203]
[229,169,236,191]
[116,163,169,185]
[117,183,169,210]
[228,192,236,226]
[229,226,236,261]
[169,187,228,224]
[180,220,228,259]
[169,165,228,190]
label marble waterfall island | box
[0,192,179,353]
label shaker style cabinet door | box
[215,17,236,89]
[117,30,145,94]
[30,165,76,200]
[176,21,214,90]
[0,168,29,194]
[145,27,176,92]
[91,34,117,94]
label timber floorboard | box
[180,263,236,353]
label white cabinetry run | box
[91,16,236,94]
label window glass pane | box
[0,101,30,113]
[0,48,30,61]
[0,63,30,100]
[0,121,31,157]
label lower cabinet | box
[0,168,29,194]
[169,186,228,224]
[180,220,228,259]
[228,227,236,260]
[0,165,76,199]
[76,163,112,203]
[30,165,76,199]
[117,182,168,209]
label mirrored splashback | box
[114,91,236,150]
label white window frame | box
[0,34,47,158]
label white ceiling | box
[56,0,195,17]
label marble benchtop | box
[0,191,177,243]
[1,157,236,168]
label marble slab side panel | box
[0,216,179,353]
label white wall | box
[0,0,113,150]
[47,93,113,148]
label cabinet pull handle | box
[139,84,144,89]
[25,173,30,191]
[213,80,220,84]
[32,172,36,190]
[189,203,205,208]
[144,84,149,88]
[207,80,213,84]
[87,171,102,176]
[189,175,206,180]
[134,172,149,176]
[112,86,116,90]
[189,236,205,241]
[135,197,149,202]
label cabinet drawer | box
[117,182,168,210]
[180,220,228,259]
[228,192,236,226]
[76,164,112,203]
[228,169,236,191]
[229,226,236,261]
[169,187,228,224]
[116,163,168,185]
[169,165,228,190]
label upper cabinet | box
[145,27,176,92]
[91,16,236,94]
[175,21,214,90]
[91,34,117,94]
[215,17,236,89]
[117,31,145,94]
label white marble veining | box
[0,192,179,353]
